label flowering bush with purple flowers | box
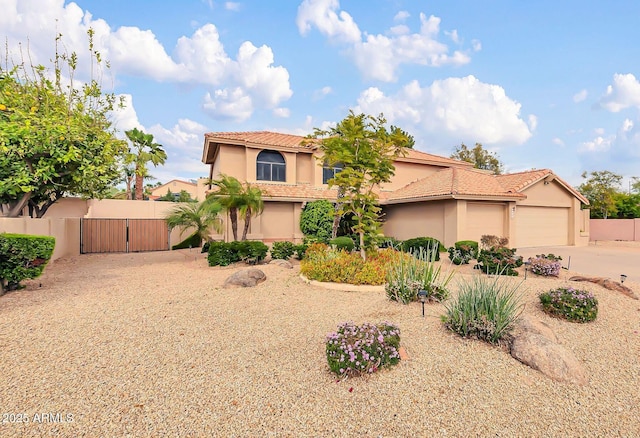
[528,253,562,277]
[326,321,401,378]
[539,286,598,323]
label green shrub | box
[480,235,509,250]
[201,241,210,253]
[326,321,401,378]
[293,243,308,260]
[476,246,523,276]
[377,236,402,250]
[447,241,478,265]
[207,241,240,266]
[441,275,524,345]
[539,287,598,323]
[386,248,454,304]
[329,236,355,252]
[300,245,395,285]
[270,241,296,260]
[299,200,334,242]
[206,241,268,266]
[171,232,202,250]
[401,237,443,261]
[0,233,55,293]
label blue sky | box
[3,0,640,190]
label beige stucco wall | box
[0,217,80,261]
[382,161,443,191]
[151,180,199,200]
[382,201,447,244]
[518,180,573,207]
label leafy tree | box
[578,170,622,219]
[0,30,127,217]
[299,200,335,241]
[309,111,414,260]
[124,128,167,200]
[208,174,266,241]
[631,176,640,194]
[164,198,223,245]
[613,192,640,219]
[450,143,504,174]
[157,189,195,203]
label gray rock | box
[223,268,267,288]
[269,259,293,269]
[510,317,587,385]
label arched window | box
[257,150,286,182]
[323,161,343,184]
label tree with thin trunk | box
[164,198,223,246]
[209,174,244,241]
[308,111,414,260]
[125,128,167,200]
[578,170,622,219]
[239,182,265,241]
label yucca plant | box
[441,275,524,344]
[386,247,454,304]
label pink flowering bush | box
[326,321,401,378]
[528,254,562,277]
[539,287,598,322]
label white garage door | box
[516,206,569,247]
[467,203,505,243]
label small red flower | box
[348,387,353,392]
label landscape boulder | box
[510,316,588,385]
[223,268,267,288]
[569,276,637,300]
[269,259,293,269]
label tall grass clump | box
[441,275,524,344]
[386,247,454,304]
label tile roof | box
[495,169,553,192]
[401,148,474,168]
[386,167,526,202]
[204,131,313,149]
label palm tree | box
[239,182,265,241]
[125,128,167,200]
[208,174,244,240]
[164,198,223,246]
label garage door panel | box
[516,207,568,247]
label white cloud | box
[203,88,253,121]
[528,114,538,132]
[0,0,292,122]
[272,107,291,118]
[225,2,241,11]
[579,136,613,152]
[552,137,565,147]
[297,2,475,82]
[148,119,211,181]
[296,0,361,43]
[471,39,482,52]
[354,75,532,146]
[573,89,588,103]
[594,127,605,135]
[110,94,143,133]
[394,11,410,22]
[598,73,640,112]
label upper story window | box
[257,150,286,182]
[322,162,343,184]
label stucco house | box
[149,179,200,201]
[202,131,590,248]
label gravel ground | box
[0,245,639,437]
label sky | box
[2,0,640,190]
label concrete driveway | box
[518,242,640,283]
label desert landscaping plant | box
[326,321,401,378]
[401,237,443,261]
[270,241,296,260]
[441,275,524,345]
[207,241,268,266]
[539,287,598,323]
[0,233,55,293]
[329,236,355,252]
[528,254,563,277]
[386,247,454,304]
[476,246,523,276]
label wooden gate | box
[81,219,169,254]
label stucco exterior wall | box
[296,152,314,185]
[382,201,446,244]
[518,180,573,207]
[0,217,81,261]
[382,161,443,191]
[590,218,640,241]
[151,180,198,200]
[251,201,302,243]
